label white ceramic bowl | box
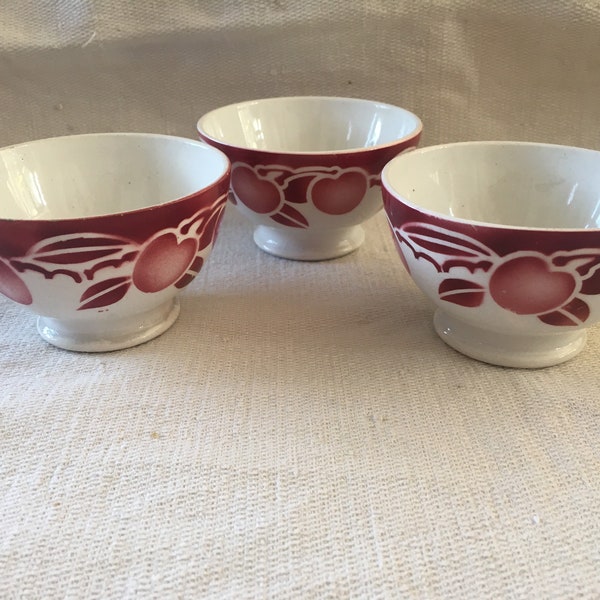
[198,96,422,260]
[0,133,230,351]
[382,141,600,368]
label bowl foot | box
[433,309,587,368]
[37,298,180,352]
[253,224,365,261]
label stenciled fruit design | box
[132,233,198,293]
[391,221,600,327]
[230,162,379,228]
[2,193,226,311]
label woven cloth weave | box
[1,2,600,598]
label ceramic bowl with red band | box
[382,141,600,368]
[0,133,230,351]
[197,96,422,260]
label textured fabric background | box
[1,1,600,598]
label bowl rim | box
[382,140,600,233]
[196,95,423,156]
[0,132,231,223]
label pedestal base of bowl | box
[37,298,180,352]
[253,224,365,261]
[433,309,587,368]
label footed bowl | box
[198,96,422,260]
[382,141,600,368]
[0,133,230,351]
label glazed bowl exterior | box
[0,133,230,351]
[197,96,422,260]
[382,141,600,368]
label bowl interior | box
[198,97,421,153]
[0,134,229,220]
[383,142,600,229]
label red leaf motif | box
[175,256,204,289]
[270,204,309,228]
[580,270,600,295]
[35,236,129,252]
[30,235,132,264]
[552,251,600,277]
[180,193,227,238]
[18,233,136,281]
[552,251,600,294]
[282,174,311,204]
[538,297,590,326]
[78,276,131,310]
[398,223,495,273]
[439,278,485,307]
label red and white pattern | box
[230,162,379,228]
[0,194,226,311]
[393,222,600,327]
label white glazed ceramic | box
[382,141,600,368]
[198,96,422,260]
[0,133,230,351]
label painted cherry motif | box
[231,165,282,214]
[309,171,368,215]
[489,256,576,315]
[133,233,198,293]
[116,195,226,302]
[0,193,226,312]
[131,195,226,295]
[393,222,600,327]
[230,161,377,228]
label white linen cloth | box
[1,1,600,598]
